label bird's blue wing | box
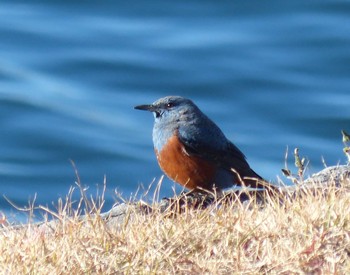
[177,120,254,175]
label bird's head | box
[134,96,197,123]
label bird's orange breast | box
[155,135,216,190]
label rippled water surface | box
[1,1,349,221]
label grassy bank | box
[1,174,350,274]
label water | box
[1,1,349,221]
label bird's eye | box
[166,103,173,108]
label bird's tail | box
[232,168,278,192]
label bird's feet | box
[159,189,217,213]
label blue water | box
[1,1,350,221]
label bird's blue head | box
[134,96,198,124]
[135,96,202,151]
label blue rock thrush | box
[135,96,272,192]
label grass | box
[0,174,350,274]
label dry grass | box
[1,177,350,274]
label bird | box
[135,96,274,192]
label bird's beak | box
[134,104,156,112]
